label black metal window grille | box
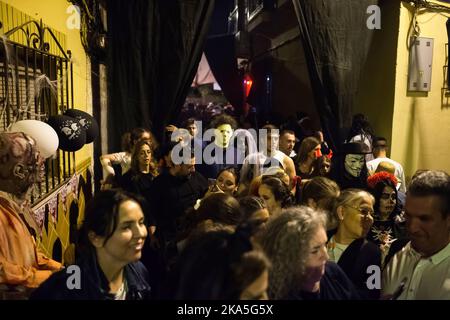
[0,17,75,205]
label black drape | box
[246,57,274,127]
[204,34,244,117]
[107,0,215,150]
[292,0,378,152]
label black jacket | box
[195,146,243,179]
[118,170,155,198]
[285,262,360,300]
[337,238,381,300]
[149,170,208,243]
[30,253,151,300]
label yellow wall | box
[392,2,450,180]
[2,0,93,168]
[356,1,400,150]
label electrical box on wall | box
[408,37,434,92]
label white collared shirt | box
[382,242,450,300]
[366,157,406,193]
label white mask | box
[344,154,365,177]
[214,124,233,148]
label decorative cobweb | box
[0,34,67,130]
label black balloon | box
[47,115,87,152]
[64,109,99,143]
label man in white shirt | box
[239,125,296,194]
[367,137,407,193]
[382,170,450,300]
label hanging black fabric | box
[107,0,215,150]
[292,0,379,152]
[107,0,156,150]
[204,34,244,118]
[246,57,274,127]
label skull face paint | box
[344,154,365,178]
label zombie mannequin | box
[0,132,61,298]
[0,132,44,197]
[0,132,43,232]
[332,142,370,190]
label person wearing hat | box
[367,137,406,193]
[346,113,375,163]
[331,142,371,190]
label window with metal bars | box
[0,18,75,205]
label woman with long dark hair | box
[169,228,271,300]
[31,190,151,300]
[100,127,156,189]
[366,172,407,264]
[118,139,158,197]
[294,136,322,180]
[256,176,294,217]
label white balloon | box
[10,120,59,158]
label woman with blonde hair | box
[259,206,358,300]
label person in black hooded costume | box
[332,142,370,190]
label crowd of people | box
[1,111,448,300]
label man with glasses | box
[382,170,450,299]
